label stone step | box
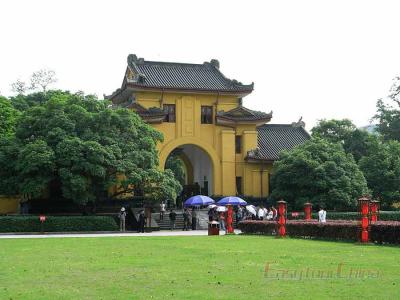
[152,211,239,230]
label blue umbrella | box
[184,195,215,207]
[217,196,247,206]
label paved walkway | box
[0,229,242,239]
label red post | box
[226,205,234,233]
[304,202,312,221]
[277,200,287,237]
[358,197,370,243]
[370,200,380,223]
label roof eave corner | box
[245,156,274,164]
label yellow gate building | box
[108,54,309,200]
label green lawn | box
[0,235,399,299]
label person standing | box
[258,206,265,220]
[119,207,127,232]
[236,206,243,225]
[219,212,226,231]
[266,208,273,220]
[160,201,166,221]
[318,207,327,223]
[183,208,190,231]
[138,210,146,233]
[169,209,177,230]
[271,206,278,221]
[191,208,197,230]
[208,207,214,222]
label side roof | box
[247,123,311,161]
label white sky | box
[1,0,400,130]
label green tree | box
[0,91,181,205]
[311,119,356,144]
[343,129,379,162]
[0,136,20,195]
[165,154,186,185]
[270,138,368,210]
[10,90,77,111]
[312,119,378,162]
[374,76,400,141]
[359,140,400,208]
[0,96,20,138]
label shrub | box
[286,211,400,221]
[0,216,118,233]
[370,221,400,244]
[238,220,400,244]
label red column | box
[277,200,287,237]
[358,197,370,243]
[370,200,380,223]
[304,202,312,221]
[226,205,234,233]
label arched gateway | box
[161,141,218,197]
[107,54,310,203]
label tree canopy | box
[359,140,400,208]
[311,119,356,144]
[165,154,186,186]
[0,96,20,138]
[0,91,181,205]
[270,138,368,210]
[374,76,400,142]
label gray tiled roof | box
[216,106,272,122]
[126,54,253,93]
[247,124,310,161]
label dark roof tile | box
[216,106,272,123]
[126,54,253,93]
[247,124,310,161]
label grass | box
[0,235,399,299]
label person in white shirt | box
[266,209,274,220]
[318,207,327,223]
[257,206,265,220]
[160,201,166,221]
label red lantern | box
[370,200,380,223]
[277,200,287,237]
[358,197,370,243]
[226,205,234,233]
[304,203,312,221]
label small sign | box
[39,215,46,222]
[291,212,299,217]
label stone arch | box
[178,152,194,184]
[159,138,222,196]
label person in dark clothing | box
[119,207,127,232]
[208,208,214,222]
[138,210,146,233]
[169,209,177,230]
[191,208,197,230]
[236,206,243,226]
[183,208,190,231]
[212,208,218,222]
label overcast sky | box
[1,0,400,130]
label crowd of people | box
[117,203,327,232]
[207,205,278,230]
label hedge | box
[238,220,400,244]
[287,211,400,221]
[0,216,119,233]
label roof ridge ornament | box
[291,116,305,128]
[210,59,220,69]
[127,54,138,65]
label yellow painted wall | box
[0,195,21,214]
[127,91,272,198]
